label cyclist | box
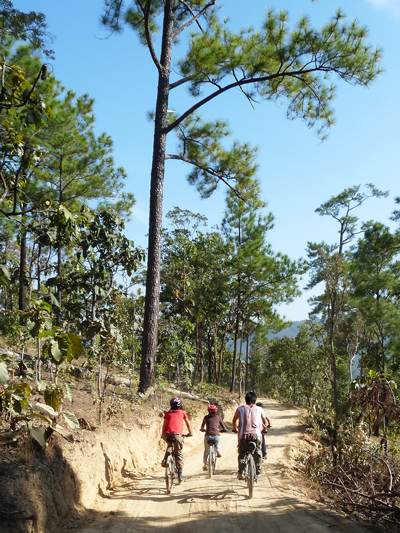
[200,404,228,470]
[161,397,193,482]
[256,402,271,459]
[232,392,269,479]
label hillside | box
[267,320,307,340]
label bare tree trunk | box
[18,202,27,311]
[230,309,240,393]
[238,334,243,400]
[245,333,250,391]
[139,0,175,393]
[36,243,42,382]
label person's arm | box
[200,416,206,431]
[232,410,239,432]
[219,416,228,431]
[261,413,267,432]
[184,417,192,436]
[161,415,167,435]
[264,411,271,427]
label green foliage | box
[40,329,83,367]
[348,370,400,434]
[263,323,329,408]
[177,8,381,139]
[0,0,53,57]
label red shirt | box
[163,409,188,434]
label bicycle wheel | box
[208,445,213,478]
[212,447,217,475]
[247,455,255,499]
[165,456,175,494]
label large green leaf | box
[0,264,10,287]
[67,333,84,359]
[38,330,55,339]
[64,382,73,403]
[44,387,62,412]
[27,423,47,449]
[61,410,80,429]
[0,362,9,384]
[36,402,57,417]
[50,341,63,362]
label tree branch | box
[174,0,216,38]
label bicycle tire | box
[247,455,255,499]
[212,446,217,475]
[208,445,213,478]
[165,456,175,494]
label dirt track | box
[77,399,373,533]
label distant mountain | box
[267,320,307,340]
[228,320,308,354]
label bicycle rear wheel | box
[165,456,175,494]
[247,455,255,499]
[208,446,213,478]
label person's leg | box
[174,435,186,482]
[214,435,221,456]
[161,433,173,466]
[203,435,210,469]
[238,438,248,477]
[254,440,263,475]
[261,433,267,458]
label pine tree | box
[101,1,382,392]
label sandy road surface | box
[78,399,372,533]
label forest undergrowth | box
[299,413,400,531]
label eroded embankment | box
[0,397,238,533]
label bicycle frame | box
[206,437,218,478]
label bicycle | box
[164,434,191,494]
[233,430,259,499]
[200,429,218,478]
[200,428,228,478]
[242,438,257,499]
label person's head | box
[256,402,263,408]
[170,397,183,410]
[245,391,257,405]
[208,404,218,414]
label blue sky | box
[13,0,400,321]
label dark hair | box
[256,402,264,408]
[245,391,257,405]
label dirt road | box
[77,399,372,533]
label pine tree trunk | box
[18,202,27,311]
[245,333,250,391]
[139,0,175,393]
[230,305,240,393]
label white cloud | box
[366,0,400,17]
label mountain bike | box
[243,438,257,499]
[233,430,259,499]
[164,434,190,494]
[200,430,218,478]
[200,429,227,478]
